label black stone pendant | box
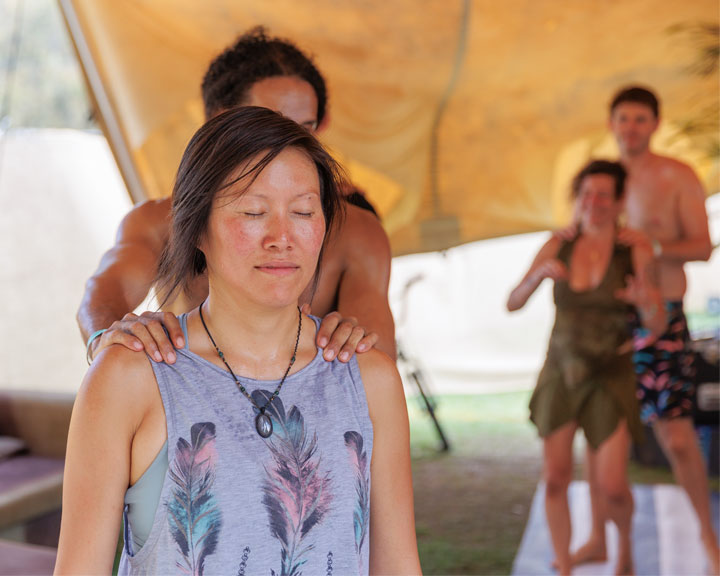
[255,412,273,438]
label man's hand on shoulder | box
[302,304,379,363]
[89,311,184,364]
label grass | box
[408,392,536,458]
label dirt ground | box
[413,452,543,574]
[408,392,544,575]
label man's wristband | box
[652,239,663,258]
[86,329,107,365]
[638,303,658,320]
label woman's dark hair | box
[571,159,627,201]
[156,106,345,305]
[201,27,327,123]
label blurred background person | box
[507,159,666,575]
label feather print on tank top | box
[253,389,333,576]
[344,431,370,572]
[166,422,222,576]
[119,316,373,575]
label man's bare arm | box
[78,226,160,342]
[77,199,184,361]
[335,206,396,360]
[657,164,712,263]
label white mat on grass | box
[512,481,720,576]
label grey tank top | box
[119,314,373,576]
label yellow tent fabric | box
[59,0,719,255]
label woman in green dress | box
[507,160,666,575]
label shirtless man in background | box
[572,86,719,574]
[78,28,395,365]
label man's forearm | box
[372,316,396,361]
[77,277,134,343]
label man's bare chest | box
[625,180,678,236]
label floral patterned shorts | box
[632,302,696,425]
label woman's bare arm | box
[54,347,157,574]
[506,236,564,312]
[359,350,422,575]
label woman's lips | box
[255,262,300,276]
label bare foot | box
[615,529,634,576]
[702,534,719,576]
[614,547,634,576]
[552,540,607,569]
[571,539,608,565]
[550,558,572,576]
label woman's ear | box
[193,248,207,276]
[194,229,208,274]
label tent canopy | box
[59,0,719,255]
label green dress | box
[529,238,643,449]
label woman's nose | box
[264,214,292,250]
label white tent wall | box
[390,234,555,394]
[0,129,131,392]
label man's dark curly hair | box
[201,27,327,122]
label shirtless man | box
[78,28,395,365]
[571,86,719,574]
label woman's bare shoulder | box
[79,345,159,421]
[91,343,156,380]
[355,349,404,410]
[356,348,397,380]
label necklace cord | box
[198,302,302,412]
